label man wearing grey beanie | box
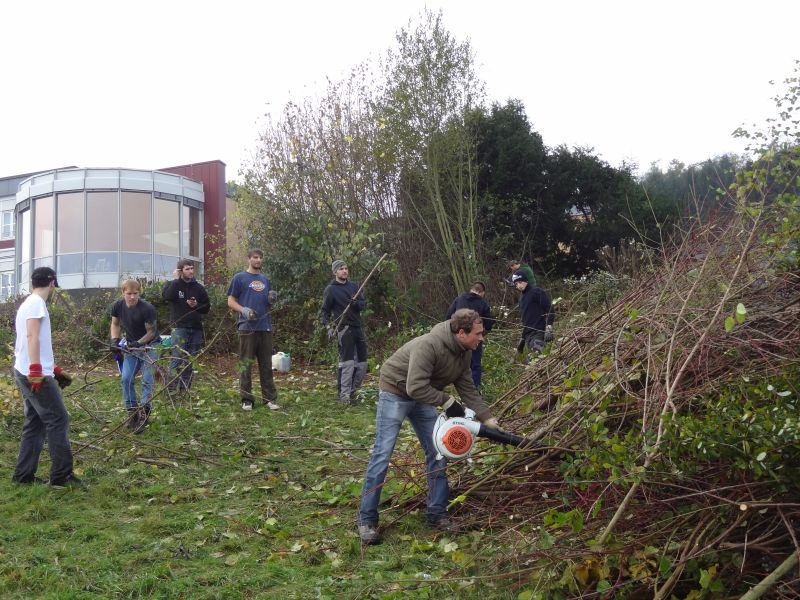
[321,260,368,405]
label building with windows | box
[0,160,227,299]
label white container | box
[272,351,291,372]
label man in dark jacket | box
[357,309,504,545]
[512,271,555,356]
[445,281,494,388]
[162,259,210,393]
[321,259,367,405]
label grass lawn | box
[1,353,522,600]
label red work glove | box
[54,366,73,389]
[28,363,44,392]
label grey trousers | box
[337,326,368,401]
[12,370,74,483]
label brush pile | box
[452,196,800,597]
[390,191,800,597]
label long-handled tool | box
[432,409,539,460]
[330,252,389,334]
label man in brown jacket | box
[357,309,502,545]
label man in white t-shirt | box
[11,267,81,487]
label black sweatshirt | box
[162,278,210,330]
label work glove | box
[482,417,505,432]
[109,338,122,355]
[544,325,554,342]
[127,340,143,349]
[267,290,278,303]
[28,363,44,393]
[240,306,257,320]
[442,396,466,419]
[53,366,72,389]
[326,325,336,340]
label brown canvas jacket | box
[378,320,492,422]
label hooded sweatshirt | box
[162,277,210,329]
[379,320,492,422]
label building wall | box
[160,160,226,272]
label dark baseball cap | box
[31,266,59,288]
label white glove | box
[544,325,554,342]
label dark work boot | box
[133,404,152,434]
[125,409,139,430]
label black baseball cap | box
[31,266,59,288]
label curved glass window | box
[87,192,118,251]
[183,205,201,258]
[121,192,151,252]
[121,252,151,275]
[154,198,179,255]
[57,192,84,274]
[33,196,54,263]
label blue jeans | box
[358,390,449,526]
[12,369,74,483]
[120,347,157,409]
[169,328,204,391]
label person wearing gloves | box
[512,270,555,358]
[110,279,161,433]
[445,281,494,388]
[162,258,210,394]
[226,248,280,411]
[357,308,503,545]
[12,267,80,487]
[321,259,368,405]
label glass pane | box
[19,261,30,290]
[154,254,178,279]
[154,198,179,255]
[57,253,83,275]
[34,257,54,268]
[121,252,151,275]
[20,210,31,262]
[1,211,14,240]
[87,252,118,273]
[121,192,151,252]
[87,192,118,251]
[183,205,200,258]
[57,192,84,253]
[34,196,54,258]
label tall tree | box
[377,9,485,292]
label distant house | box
[0,160,228,298]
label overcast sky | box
[1,1,797,181]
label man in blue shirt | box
[227,249,280,411]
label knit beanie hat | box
[331,259,346,274]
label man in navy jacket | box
[445,281,494,387]
[512,271,555,356]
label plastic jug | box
[272,351,291,372]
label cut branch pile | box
[401,203,800,597]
